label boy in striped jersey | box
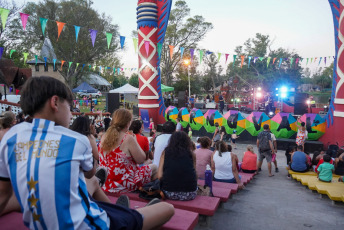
[0,77,174,229]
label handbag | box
[197,184,213,197]
[139,179,165,200]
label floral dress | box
[99,136,152,194]
[296,129,308,146]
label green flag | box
[68,62,73,72]
[290,58,294,68]
[258,57,264,62]
[89,65,92,71]
[267,57,271,68]
[0,8,10,31]
[39,18,48,36]
[106,32,113,49]
[35,55,38,65]
[76,63,80,69]
[133,38,138,53]
[23,52,29,63]
[93,66,96,71]
[10,49,16,58]
[157,43,163,58]
[217,53,222,62]
[233,55,237,67]
[199,50,204,64]
[306,58,309,65]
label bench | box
[239,172,255,185]
[315,182,344,202]
[0,198,199,230]
[198,179,239,194]
[107,192,221,217]
[197,180,232,202]
[108,196,199,230]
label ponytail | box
[101,125,120,152]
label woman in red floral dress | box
[98,109,157,194]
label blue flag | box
[120,36,126,49]
[74,25,81,42]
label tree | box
[128,73,139,88]
[160,0,213,85]
[1,0,121,88]
[225,33,303,92]
[202,53,225,92]
[313,63,333,90]
[112,75,127,88]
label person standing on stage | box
[219,93,225,114]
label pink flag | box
[295,58,300,65]
[144,41,150,56]
[225,54,229,63]
[20,13,29,31]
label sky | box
[17,0,336,73]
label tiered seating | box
[288,169,344,203]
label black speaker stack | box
[106,93,120,114]
[294,93,308,115]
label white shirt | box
[213,151,234,180]
[153,134,172,167]
[176,122,182,131]
[0,119,109,229]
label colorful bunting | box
[217,53,222,62]
[273,57,277,64]
[106,32,113,49]
[267,57,271,68]
[0,8,10,30]
[324,57,327,65]
[53,59,56,69]
[23,52,28,63]
[120,36,125,49]
[74,25,81,42]
[295,58,299,65]
[180,47,185,59]
[258,57,264,62]
[43,57,47,66]
[168,45,174,60]
[61,60,65,70]
[76,63,80,69]
[290,58,294,68]
[254,57,258,63]
[199,50,204,64]
[306,58,309,65]
[82,64,85,71]
[56,21,65,41]
[190,49,194,61]
[278,58,282,68]
[248,56,252,68]
[117,68,120,75]
[318,57,322,65]
[133,38,138,53]
[68,62,73,72]
[39,17,48,36]
[233,55,237,67]
[9,49,15,58]
[0,47,3,60]
[144,41,150,56]
[314,57,317,63]
[89,29,98,47]
[157,43,163,58]
[19,13,29,31]
[240,55,245,68]
[225,54,229,63]
[35,55,38,65]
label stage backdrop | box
[165,106,326,140]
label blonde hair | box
[101,109,132,152]
[247,145,254,153]
[0,112,16,129]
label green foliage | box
[226,33,303,92]
[160,0,213,85]
[128,73,139,88]
[312,63,333,90]
[112,75,127,88]
[1,0,121,88]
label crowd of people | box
[0,76,343,229]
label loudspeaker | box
[133,105,139,116]
[178,91,186,108]
[106,93,120,114]
[294,103,308,115]
[294,93,308,103]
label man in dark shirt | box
[103,114,111,131]
[257,124,275,177]
[219,94,224,114]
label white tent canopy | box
[109,83,138,94]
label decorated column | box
[321,1,344,144]
[137,0,172,124]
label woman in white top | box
[211,141,244,189]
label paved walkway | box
[195,142,344,230]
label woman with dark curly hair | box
[158,131,197,200]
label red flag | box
[61,60,65,69]
[56,21,66,41]
[240,56,245,68]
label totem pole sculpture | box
[320,1,344,144]
[137,0,172,124]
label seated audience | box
[0,111,16,141]
[334,149,344,175]
[195,137,213,179]
[211,141,244,189]
[130,120,151,160]
[311,151,320,166]
[241,145,258,173]
[98,109,157,194]
[285,146,296,165]
[317,154,335,182]
[290,145,309,172]
[158,131,197,201]
[315,152,334,173]
[152,121,175,167]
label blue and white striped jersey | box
[0,119,110,229]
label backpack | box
[139,179,165,200]
[259,131,271,152]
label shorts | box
[91,197,143,230]
[231,139,236,144]
[214,175,241,184]
[163,190,197,201]
[259,150,272,163]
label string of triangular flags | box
[0,46,139,75]
[0,7,126,49]
[0,7,334,69]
